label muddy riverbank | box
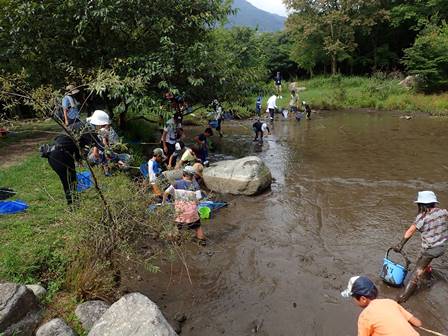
[123,111,448,335]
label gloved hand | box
[392,237,410,253]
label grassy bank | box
[268,76,448,116]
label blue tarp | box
[0,199,29,215]
[77,171,93,192]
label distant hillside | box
[226,0,286,32]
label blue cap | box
[341,276,378,298]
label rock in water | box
[75,300,110,332]
[36,318,76,336]
[88,293,176,336]
[0,283,39,332]
[203,156,272,195]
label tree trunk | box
[331,54,337,75]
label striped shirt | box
[415,208,448,249]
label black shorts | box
[177,220,201,230]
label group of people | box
[343,190,447,335]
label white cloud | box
[246,0,288,17]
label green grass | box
[0,155,71,289]
[254,75,448,116]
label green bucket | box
[198,206,211,219]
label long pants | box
[48,150,77,205]
[269,108,275,120]
[398,245,446,302]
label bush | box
[403,24,448,93]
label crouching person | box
[341,276,422,336]
[162,166,206,245]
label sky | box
[246,0,288,17]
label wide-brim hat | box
[65,84,80,95]
[86,110,111,126]
[415,191,438,204]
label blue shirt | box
[62,95,80,120]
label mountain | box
[226,0,286,32]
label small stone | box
[36,318,76,336]
[26,284,47,301]
[136,275,143,281]
[75,300,110,332]
[293,302,297,308]
[174,312,187,323]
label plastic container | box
[380,248,410,287]
[77,171,93,192]
[198,206,211,219]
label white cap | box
[341,276,360,298]
[87,110,111,126]
[415,191,438,204]
[183,166,196,176]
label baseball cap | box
[183,166,196,176]
[153,148,166,159]
[341,276,378,298]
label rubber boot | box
[397,255,433,303]
[397,278,418,303]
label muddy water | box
[126,111,448,335]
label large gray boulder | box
[399,75,416,89]
[88,293,176,336]
[0,283,40,332]
[36,318,76,336]
[203,156,272,195]
[3,309,43,336]
[75,300,110,331]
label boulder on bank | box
[0,283,40,333]
[88,293,177,336]
[36,318,76,336]
[203,156,272,195]
[25,284,46,301]
[75,300,110,332]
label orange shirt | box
[358,299,419,336]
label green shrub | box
[403,24,448,93]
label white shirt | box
[267,95,277,109]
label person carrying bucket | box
[341,276,422,335]
[392,191,448,303]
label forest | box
[0,0,448,123]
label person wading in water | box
[393,191,448,303]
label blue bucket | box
[380,248,410,287]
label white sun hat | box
[415,191,438,204]
[87,110,111,126]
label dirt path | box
[0,129,57,169]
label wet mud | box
[124,111,448,335]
